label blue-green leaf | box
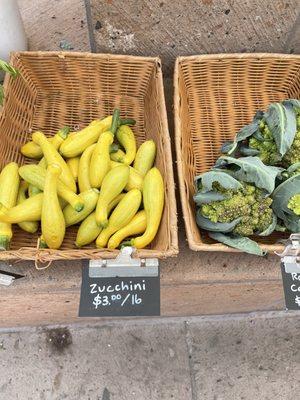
[215,156,282,194]
[221,110,264,156]
[194,170,242,192]
[239,144,260,156]
[196,211,241,232]
[193,191,226,204]
[221,141,236,155]
[272,174,300,220]
[208,232,266,256]
[282,99,300,112]
[264,102,297,156]
[281,214,300,233]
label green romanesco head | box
[248,121,281,165]
[248,114,300,167]
[287,194,300,216]
[200,183,273,236]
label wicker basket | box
[0,51,178,261]
[174,53,300,253]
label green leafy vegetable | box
[196,212,241,232]
[221,100,300,168]
[0,59,19,106]
[208,232,266,256]
[264,102,297,157]
[195,170,242,192]
[214,156,282,194]
[272,173,300,232]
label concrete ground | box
[0,311,299,400]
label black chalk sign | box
[79,260,160,317]
[281,263,300,310]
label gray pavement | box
[0,311,299,400]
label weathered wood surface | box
[0,230,284,327]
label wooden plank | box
[19,0,91,52]
[0,229,284,327]
[0,279,284,327]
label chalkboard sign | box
[281,262,300,310]
[79,260,160,317]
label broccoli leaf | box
[194,170,242,192]
[282,99,300,112]
[264,102,297,156]
[239,144,260,156]
[221,110,264,156]
[215,156,282,194]
[258,213,277,236]
[272,174,300,220]
[221,141,237,155]
[281,213,300,233]
[193,191,227,205]
[286,162,300,175]
[196,211,241,232]
[208,232,266,256]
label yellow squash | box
[21,126,70,159]
[32,131,76,192]
[131,168,164,249]
[110,161,143,191]
[133,140,156,176]
[95,165,129,227]
[29,127,70,196]
[107,210,147,249]
[90,132,113,188]
[110,149,126,163]
[115,125,136,164]
[89,109,120,188]
[59,116,113,158]
[75,194,125,247]
[16,182,39,233]
[66,157,80,182]
[0,193,43,223]
[63,188,99,227]
[78,144,96,193]
[19,165,84,211]
[96,189,142,248]
[0,162,20,249]
[79,141,122,192]
[41,164,65,250]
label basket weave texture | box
[0,51,178,261]
[174,53,300,253]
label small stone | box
[95,20,102,30]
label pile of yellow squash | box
[0,109,164,250]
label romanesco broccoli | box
[287,194,300,216]
[248,114,300,167]
[200,183,273,236]
[248,121,281,165]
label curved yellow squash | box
[41,164,66,249]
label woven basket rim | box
[176,52,300,63]
[11,51,162,64]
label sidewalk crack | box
[184,320,198,400]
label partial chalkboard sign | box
[281,262,300,310]
[79,260,160,317]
